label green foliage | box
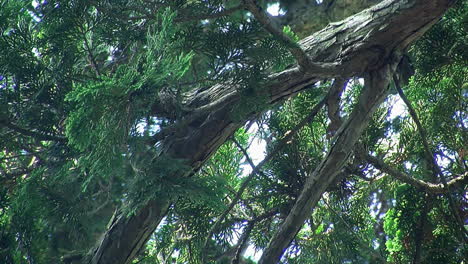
[410,0,467,74]
[0,1,466,264]
[282,25,299,42]
[403,63,467,174]
[383,184,424,263]
[65,9,193,188]
[136,129,249,263]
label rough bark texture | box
[86,0,455,263]
[88,200,171,264]
[280,0,382,37]
[259,60,399,264]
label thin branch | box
[82,30,101,77]
[0,151,45,162]
[202,95,327,260]
[87,200,112,216]
[243,0,337,73]
[231,222,254,264]
[394,74,468,241]
[394,75,439,179]
[413,197,430,264]
[175,5,244,22]
[364,154,468,194]
[322,198,386,263]
[1,168,35,190]
[0,121,66,142]
[231,209,278,264]
[1,168,34,178]
[232,138,260,176]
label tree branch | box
[233,137,256,170]
[394,74,468,241]
[259,58,401,264]
[243,0,338,73]
[202,96,327,260]
[412,197,430,264]
[326,78,346,138]
[85,1,457,262]
[0,120,66,142]
[231,221,254,264]
[365,154,468,194]
[231,209,279,264]
[394,75,440,179]
[175,5,244,22]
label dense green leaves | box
[0,1,466,263]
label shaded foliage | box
[0,1,466,264]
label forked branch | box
[243,0,339,74]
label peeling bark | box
[85,1,456,263]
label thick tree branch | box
[86,1,456,263]
[365,154,468,194]
[280,0,381,37]
[259,58,400,263]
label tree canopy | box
[0,0,466,263]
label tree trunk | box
[86,0,455,263]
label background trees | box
[0,0,466,263]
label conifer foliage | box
[0,0,466,263]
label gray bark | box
[86,0,456,263]
[258,59,399,264]
[280,0,383,37]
